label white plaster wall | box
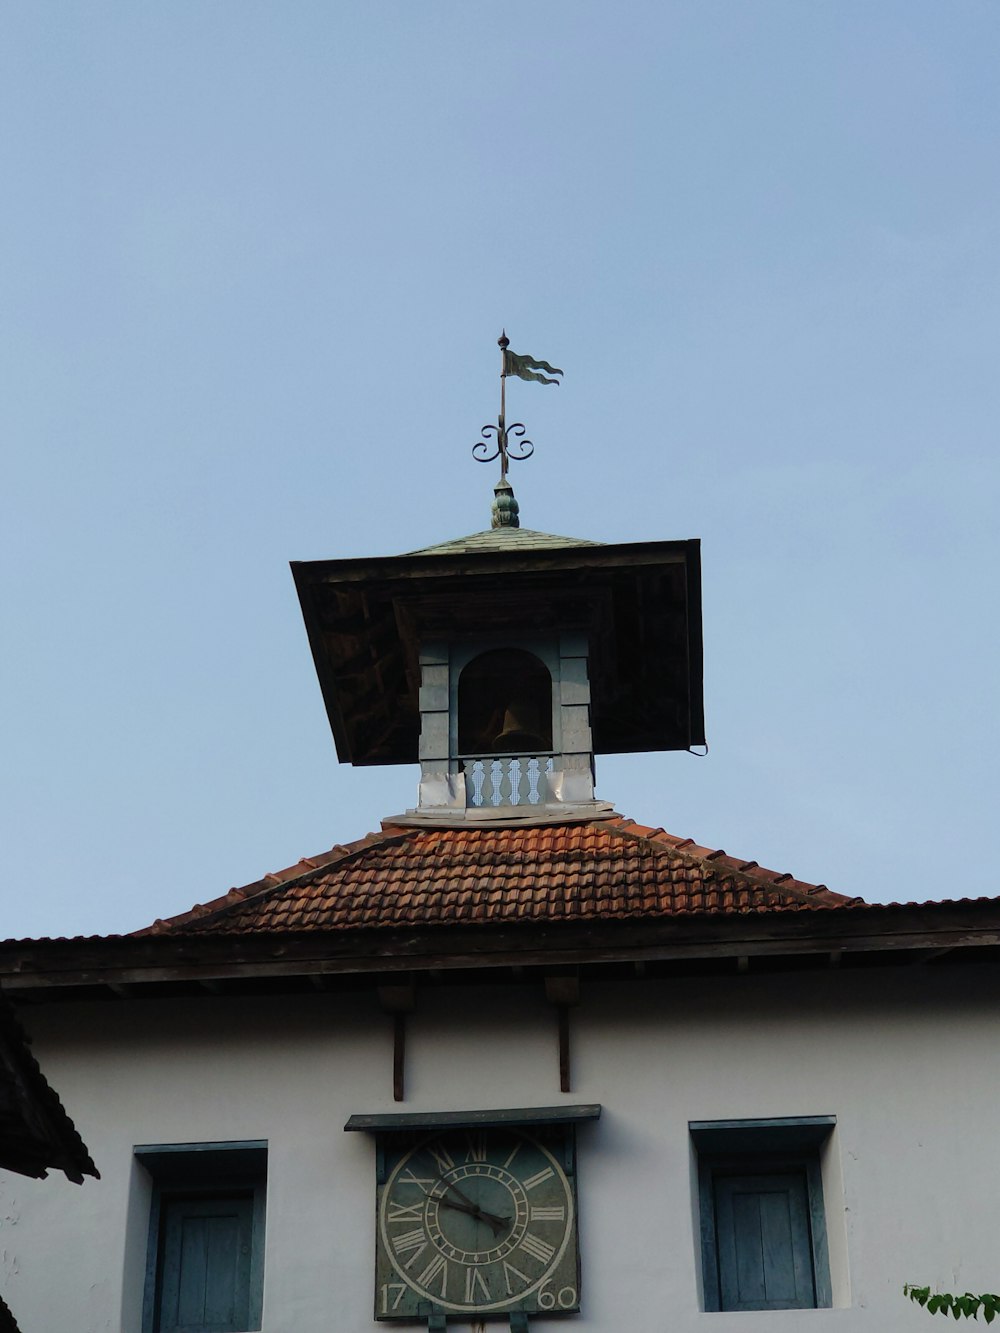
[3,964,999,1333]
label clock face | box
[376,1126,579,1318]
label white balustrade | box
[462,756,555,808]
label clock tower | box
[286,353,706,1325]
[291,477,705,824]
[293,333,704,826]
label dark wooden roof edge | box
[0,1292,19,1333]
[0,992,98,1182]
[290,537,700,583]
[3,901,1000,994]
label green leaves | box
[906,1285,1000,1321]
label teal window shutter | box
[715,1171,816,1311]
[135,1142,266,1333]
[690,1117,835,1313]
[159,1194,254,1332]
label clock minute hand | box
[433,1183,510,1236]
[439,1179,477,1210]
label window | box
[690,1117,834,1313]
[457,648,553,756]
[136,1141,266,1333]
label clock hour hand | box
[442,1180,512,1232]
[444,1197,510,1237]
[426,1183,511,1236]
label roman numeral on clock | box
[519,1232,556,1265]
[503,1260,530,1295]
[530,1205,566,1222]
[392,1226,426,1269]
[502,1141,522,1169]
[522,1165,555,1191]
[465,1131,488,1163]
[392,1228,427,1259]
[417,1253,449,1298]
[387,1200,423,1223]
[427,1144,455,1174]
[464,1266,491,1303]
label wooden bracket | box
[417,1305,445,1330]
[392,1013,406,1102]
[378,983,415,1103]
[543,974,580,1006]
[509,1313,529,1332]
[377,983,416,1013]
[556,1007,571,1093]
[544,974,579,1094]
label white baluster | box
[509,757,523,805]
[526,758,541,804]
[468,760,486,808]
[489,759,504,806]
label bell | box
[491,701,546,754]
[457,648,554,756]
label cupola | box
[291,337,705,822]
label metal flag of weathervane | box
[503,345,563,386]
[472,331,563,485]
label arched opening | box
[458,649,553,756]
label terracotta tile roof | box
[0,1291,19,1333]
[138,817,863,938]
[0,993,98,1183]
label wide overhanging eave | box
[291,538,705,766]
[3,903,1000,997]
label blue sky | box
[2,2,998,937]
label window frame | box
[448,636,561,761]
[690,1117,834,1313]
[135,1140,267,1333]
[456,646,554,758]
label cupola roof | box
[408,525,602,557]
[292,535,704,768]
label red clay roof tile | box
[136,816,863,938]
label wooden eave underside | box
[291,538,705,766]
[3,906,1000,1001]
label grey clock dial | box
[375,1125,580,1318]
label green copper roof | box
[407,477,602,555]
[407,526,604,557]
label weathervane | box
[472,333,562,528]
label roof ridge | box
[598,818,862,908]
[134,828,416,936]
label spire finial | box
[472,333,562,525]
[491,477,520,529]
